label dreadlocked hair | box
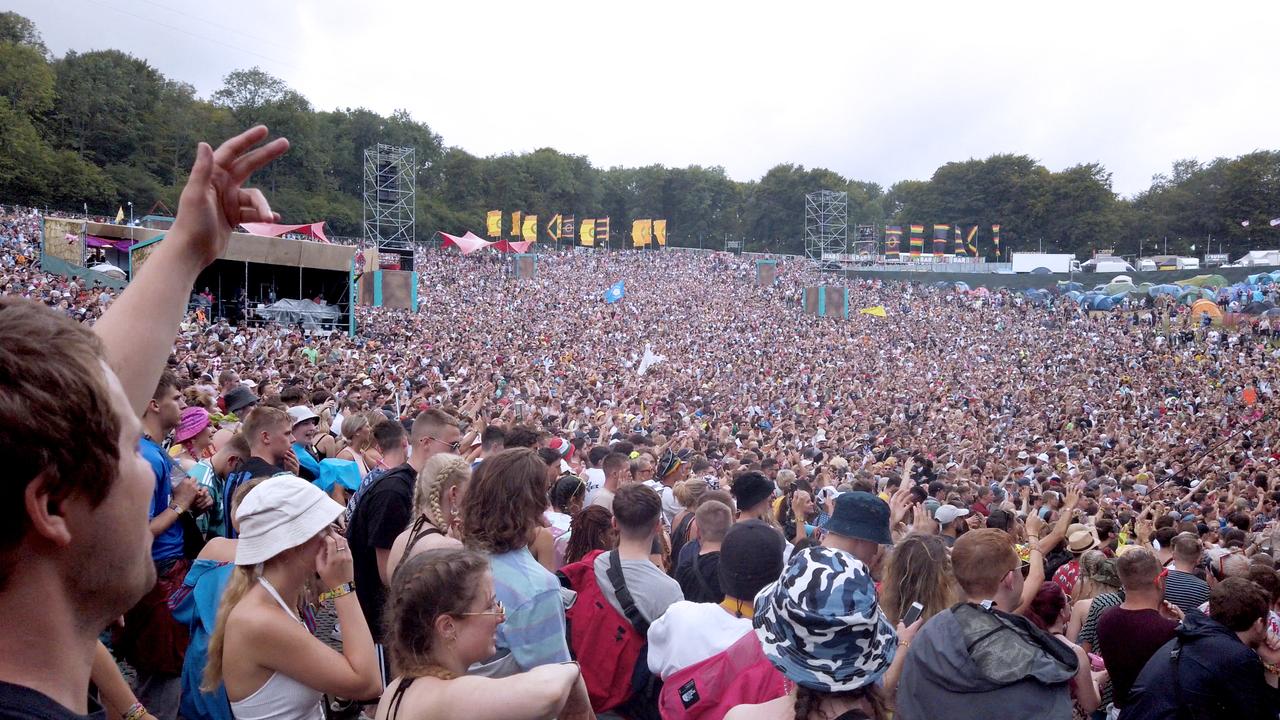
[563,505,615,565]
[386,548,489,678]
[412,453,470,531]
[793,684,888,720]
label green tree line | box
[2,12,1278,258]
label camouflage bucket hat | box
[752,546,897,692]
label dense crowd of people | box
[4,127,1280,720]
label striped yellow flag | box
[486,210,502,237]
[521,214,538,242]
[580,218,596,246]
[510,211,522,237]
[653,219,667,246]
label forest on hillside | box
[2,12,1278,257]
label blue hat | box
[822,491,892,545]
[753,546,897,692]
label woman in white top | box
[204,475,381,720]
[384,453,470,578]
[376,548,594,720]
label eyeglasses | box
[424,435,461,452]
[458,599,505,618]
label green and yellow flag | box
[546,214,563,242]
[632,219,652,247]
[521,214,538,243]
[486,210,502,238]
[653,219,667,246]
[510,211,522,237]
[580,218,596,246]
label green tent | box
[1176,274,1229,289]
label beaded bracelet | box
[123,702,147,720]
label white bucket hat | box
[235,475,345,566]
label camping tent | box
[1190,299,1223,320]
[1177,274,1229,289]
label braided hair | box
[385,548,489,677]
[412,453,470,531]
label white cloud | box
[16,0,1280,196]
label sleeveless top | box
[229,577,324,720]
[394,516,445,576]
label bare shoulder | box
[198,536,237,563]
[725,694,794,720]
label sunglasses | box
[424,435,462,453]
[458,599,505,618]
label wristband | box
[123,703,147,720]
[319,582,355,602]
[167,502,186,516]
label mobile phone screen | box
[903,601,924,626]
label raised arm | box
[94,127,288,416]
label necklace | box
[415,664,458,680]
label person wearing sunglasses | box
[377,548,593,720]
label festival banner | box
[885,226,902,259]
[563,215,576,242]
[486,210,502,238]
[595,217,611,246]
[632,219,653,248]
[953,225,965,256]
[992,224,1002,259]
[580,218,596,246]
[965,226,978,257]
[653,219,667,246]
[510,211,522,237]
[909,224,924,257]
[933,224,950,258]
[546,214,563,242]
[521,214,538,243]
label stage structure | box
[363,144,416,270]
[804,190,847,260]
[852,224,877,259]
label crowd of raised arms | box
[3,126,1280,720]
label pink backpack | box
[658,630,790,720]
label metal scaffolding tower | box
[804,190,847,260]
[852,224,877,259]
[363,144,416,254]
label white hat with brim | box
[235,475,345,566]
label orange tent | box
[1190,299,1223,320]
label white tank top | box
[229,577,324,720]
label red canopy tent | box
[240,221,330,243]
[439,231,493,254]
[493,239,532,253]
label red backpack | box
[658,630,790,720]
[557,549,660,717]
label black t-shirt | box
[675,551,723,604]
[239,456,286,479]
[0,682,104,720]
[346,462,415,643]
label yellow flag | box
[486,210,502,237]
[546,214,562,242]
[596,217,610,245]
[510,211,522,237]
[632,219,652,247]
[521,214,538,243]
[115,206,125,223]
[653,219,667,246]
[859,306,887,318]
[579,219,596,246]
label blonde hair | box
[413,453,470,529]
[672,478,709,509]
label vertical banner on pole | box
[653,219,667,246]
[966,226,978,258]
[933,224,949,258]
[909,224,924,258]
[510,211,522,238]
[486,210,502,238]
[632,219,653,248]
[546,214,563,243]
[953,225,965,256]
[563,215,576,244]
[521,215,538,243]
[579,218,596,246]
[885,226,902,259]
[596,217,611,246]
[992,224,1002,260]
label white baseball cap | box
[934,504,970,525]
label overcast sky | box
[16,0,1278,197]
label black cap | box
[719,520,784,601]
[731,471,774,511]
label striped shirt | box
[1163,568,1210,615]
[489,546,571,671]
[1078,591,1124,651]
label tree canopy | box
[1,13,1278,258]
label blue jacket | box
[1119,609,1280,720]
[170,559,234,720]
